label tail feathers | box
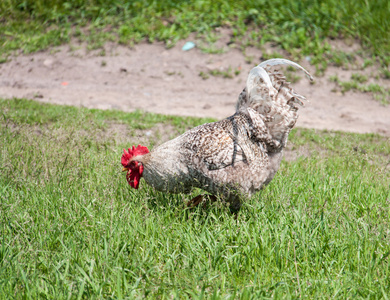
[236,59,313,146]
[258,58,314,81]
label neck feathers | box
[132,153,151,165]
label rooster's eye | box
[129,161,138,169]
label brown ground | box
[1,40,389,136]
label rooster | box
[121,59,313,214]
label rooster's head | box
[121,145,149,189]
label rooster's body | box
[122,59,313,213]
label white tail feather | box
[246,66,276,100]
[258,58,314,81]
[236,58,313,146]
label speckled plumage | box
[131,59,313,212]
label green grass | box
[1,98,390,298]
[207,66,241,79]
[330,74,390,105]
[1,0,390,69]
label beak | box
[122,167,128,172]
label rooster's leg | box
[187,195,217,208]
[187,195,204,208]
[228,196,242,220]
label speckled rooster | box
[122,59,313,214]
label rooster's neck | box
[131,153,151,165]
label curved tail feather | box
[258,58,314,82]
[236,59,313,147]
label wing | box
[182,120,246,171]
[181,109,277,172]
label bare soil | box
[1,40,389,136]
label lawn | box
[1,98,389,298]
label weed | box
[330,74,390,105]
[351,73,368,83]
[382,68,390,79]
[328,50,356,68]
[198,43,227,54]
[208,66,241,79]
[199,71,210,80]
[244,55,254,64]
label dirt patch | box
[1,40,389,136]
[104,121,180,146]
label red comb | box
[121,145,149,167]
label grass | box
[1,98,390,298]
[207,66,241,79]
[1,0,390,69]
[330,74,390,105]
